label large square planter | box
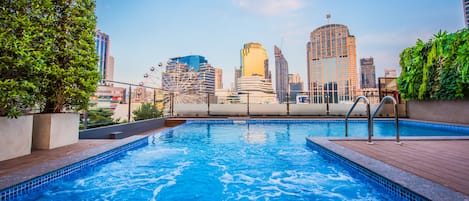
[32,113,79,150]
[0,115,33,161]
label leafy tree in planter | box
[80,108,117,129]
[0,1,41,118]
[34,0,100,113]
[133,103,163,121]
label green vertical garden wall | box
[398,28,469,100]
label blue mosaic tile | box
[0,138,148,201]
[400,119,469,134]
[306,140,429,201]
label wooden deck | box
[0,140,113,177]
[333,140,469,196]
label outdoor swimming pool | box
[13,120,469,200]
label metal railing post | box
[247,93,250,116]
[207,93,210,116]
[371,96,400,144]
[128,85,132,123]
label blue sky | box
[96,0,465,89]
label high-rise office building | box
[464,0,469,27]
[288,73,304,102]
[274,46,289,103]
[238,42,275,103]
[360,57,376,88]
[170,55,208,71]
[95,30,112,83]
[107,55,115,82]
[234,67,241,91]
[240,43,269,79]
[306,24,358,103]
[384,68,398,77]
[215,68,223,89]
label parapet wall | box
[79,118,166,139]
[407,100,469,125]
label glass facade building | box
[240,43,269,79]
[274,46,289,103]
[465,0,469,27]
[95,30,110,83]
[170,55,208,72]
[360,57,376,88]
[306,24,358,103]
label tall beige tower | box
[306,24,358,103]
[215,68,223,89]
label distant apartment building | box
[95,30,114,83]
[215,68,223,89]
[288,73,304,103]
[307,24,359,103]
[274,46,289,103]
[234,67,242,92]
[384,68,398,77]
[360,57,376,88]
[358,88,379,104]
[464,0,469,27]
[162,56,215,104]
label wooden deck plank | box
[333,140,469,196]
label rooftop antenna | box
[326,14,331,24]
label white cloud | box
[234,0,304,16]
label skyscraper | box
[215,68,223,89]
[238,42,276,103]
[464,0,469,27]
[240,43,269,79]
[360,57,376,88]
[384,68,398,77]
[95,30,111,83]
[170,55,208,71]
[107,55,115,82]
[288,74,304,102]
[306,24,358,103]
[274,46,289,103]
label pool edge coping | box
[307,137,469,201]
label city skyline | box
[96,0,464,89]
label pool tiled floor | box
[333,139,469,196]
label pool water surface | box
[21,121,448,200]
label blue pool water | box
[22,120,468,200]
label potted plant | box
[31,0,100,149]
[0,1,39,160]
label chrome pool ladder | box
[372,96,401,144]
[345,96,373,144]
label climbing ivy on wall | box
[398,28,469,100]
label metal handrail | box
[372,96,401,144]
[345,96,373,144]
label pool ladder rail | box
[345,96,401,145]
